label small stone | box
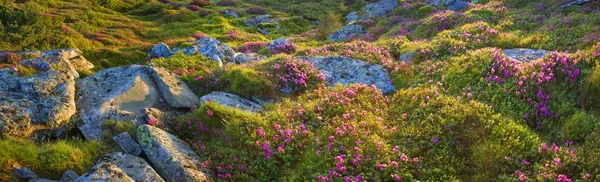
[59,170,79,182]
[113,132,142,156]
[13,166,38,180]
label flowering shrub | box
[262,56,325,94]
[0,52,21,65]
[246,6,266,15]
[297,40,408,72]
[237,42,267,53]
[189,0,210,7]
[268,41,297,55]
[171,84,426,181]
[216,0,236,6]
[502,142,597,181]
[187,5,200,11]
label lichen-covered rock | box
[225,9,240,18]
[430,0,470,11]
[113,132,142,156]
[59,170,79,182]
[137,125,212,182]
[77,65,159,139]
[328,24,363,41]
[361,0,398,20]
[399,51,416,65]
[345,12,358,25]
[244,14,277,26]
[561,0,591,8]
[196,37,235,67]
[148,43,174,59]
[298,56,395,94]
[74,163,135,182]
[232,53,266,64]
[12,165,38,180]
[95,152,164,182]
[200,91,264,112]
[42,48,94,72]
[0,68,76,137]
[150,66,200,108]
[502,48,552,63]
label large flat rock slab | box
[76,65,160,139]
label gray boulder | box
[77,65,159,139]
[244,14,278,26]
[59,170,79,182]
[328,24,364,41]
[200,91,264,112]
[361,0,398,20]
[0,69,76,137]
[150,66,200,108]
[258,27,270,35]
[74,163,134,182]
[196,37,235,67]
[113,132,142,156]
[267,38,292,51]
[298,56,395,94]
[430,0,469,11]
[148,43,174,59]
[137,125,212,182]
[561,0,591,8]
[225,9,240,18]
[232,53,266,64]
[13,165,38,180]
[502,48,552,64]
[42,48,94,72]
[76,64,200,139]
[449,0,469,11]
[345,12,358,25]
[96,152,164,182]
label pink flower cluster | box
[238,42,267,53]
[297,40,409,73]
[268,42,297,55]
[267,56,325,93]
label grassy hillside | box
[2,0,600,181]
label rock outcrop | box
[361,0,398,20]
[298,56,396,94]
[430,0,470,11]
[200,91,264,112]
[137,125,212,182]
[502,48,552,63]
[328,25,363,41]
[345,12,358,25]
[148,43,174,59]
[233,53,266,64]
[76,65,198,139]
[561,0,591,8]
[76,152,164,182]
[196,36,236,67]
[0,48,86,137]
[225,9,240,18]
[244,14,278,26]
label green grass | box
[0,137,110,181]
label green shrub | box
[561,111,598,142]
[583,63,600,109]
[418,5,434,15]
[0,137,109,181]
[316,12,342,40]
